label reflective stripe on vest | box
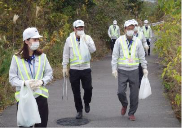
[118,36,139,65]
[143,26,151,38]
[111,25,119,37]
[14,54,48,101]
[70,34,90,66]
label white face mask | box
[126,30,134,37]
[134,26,138,32]
[77,30,85,36]
[30,41,40,51]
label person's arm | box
[111,38,120,71]
[9,55,24,87]
[108,26,111,38]
[117,26,120,38]
[150,27,153,38]
[137,40,147,69]
[85,35,96,53]
[41,54,53,86]
[62,38,70,69]
[141,32,148,48]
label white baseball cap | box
[75,20,84,28]
[124,20,135,27]
[113,20,117,25]
[132,19,138,25]
[23,27,43,41]
[144,20,149,24]
[73,20,76,28]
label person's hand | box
[24,79,34,87]
[143,69,148,78]
[112,70,118,79]
[29,80,43,90]
[149,38,151,42]
[63,68,69,77]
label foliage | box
[153,0,181,120]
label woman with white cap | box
[9,27,53,127]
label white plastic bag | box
[80,35,91,62]
[17,83,41,127]
[139,76,152,99]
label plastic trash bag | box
[17,83,41,127]
[139,76,152,99]
[80,36,91,62]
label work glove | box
[149,38,151,42]
[112,70,118,79]
[144,45,149,51]
[24,79,34,87]
[63,68,69,77]
[143,69,148,78]
[29,80,43,90]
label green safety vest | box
[143,26,151,39]
[14,54,49,101]
[70,34,90,66]
[111,25,119,37]
[118,36,139,66]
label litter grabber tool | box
[62,76,68,100]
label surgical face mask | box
[134,26,138,32]
[126,30,134,37]
[30,41,40,51]
[77,30,85,36]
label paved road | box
[0,40,181,127]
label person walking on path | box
[133,19,149,85]
[108,20,120,53]
[62,20,96,119]
[111,20,148,121]
[142,20,152,56]
[9,27,53,127]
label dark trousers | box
[117,69,139,116]
[139,63,143,87]
[17,96,49,127]
[69,69,93,112]
[146,39,150,55]
[110,39,116,53]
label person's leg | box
[69,69,83,112]
[128,69,139,116]
[34,96,48,127]
[138,63,143,88]
[117,69,129,107]
[147,39,150,55]
[80,69,93,108]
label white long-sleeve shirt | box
[108,25,120,39]
[111,35,147,71]
[9,53,53,91]
[62,32,96,70]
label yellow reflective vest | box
[14,54,49,101]
[118,36,139,66]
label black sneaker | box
[76,112,82,119]
[85,104,90,113]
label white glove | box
[24,79,34,87]
[29,80,43,90]
[144,45,149,51]
[112,70,118,79]
[63,68,69,77]
[143,69,148,78]
[149,38,151,42]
